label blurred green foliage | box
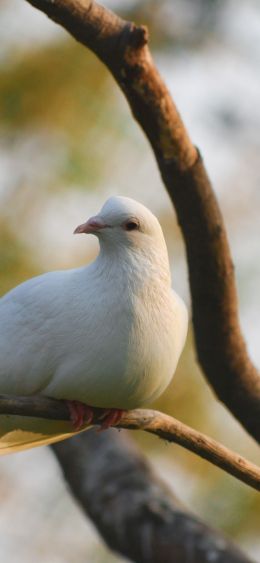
[0,221,36,295]
[1,40,110,131]
[0,38,131,189]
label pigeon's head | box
[74,196,167,254]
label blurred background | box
[0,0,259,561]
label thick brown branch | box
[25,0,260,441]
[0,394,259,491]
[52,429,253,563]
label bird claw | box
[66,400,94,431]
[66,401,124,432]
[97,408,125,431]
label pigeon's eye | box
[124,221,139,231]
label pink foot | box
[66,400,94,431]
[98,408,125,431]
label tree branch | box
[52,429,254,563]
[1,394,259,491]
[24,0,260,442]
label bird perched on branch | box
[0,196,187,452]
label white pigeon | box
[0,196,188,453]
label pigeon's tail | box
[0,415,90,455]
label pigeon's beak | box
[73,216,107,235]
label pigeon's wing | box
[0,414,91,455]
[0,269,77,396]
[0,269,91,454]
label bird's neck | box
[94,242,171,290]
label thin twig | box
[0,394,259,490]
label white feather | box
[0,196,188,453]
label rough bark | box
[52,429,254,563]
[25,0,260,441]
